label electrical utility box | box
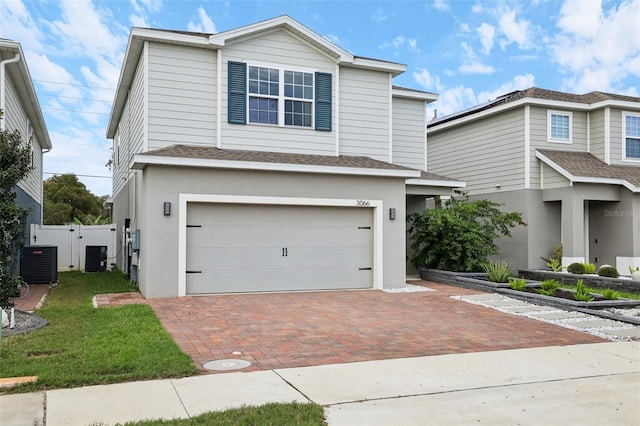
[20,245,58,284]
[85,245,108,272]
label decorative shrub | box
[574,279,594,301]
[547,258,562,272]
[598,266,619,278]
[537,279,559,296]
[601,289,620,300]
[582,262,596,274]
[509,277,526,291]
[481,260,512,283]
[567,262,586,275]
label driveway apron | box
[145,282,605,372]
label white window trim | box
[247,63,316,129]
[622,111,640,163]
[177,194,384,296]
[547,110,573,144]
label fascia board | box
[348,57,406,76]
[392,88,438,102]
[590,99,640,110]
[131,154,421,178]
[535,151,639,193]
[405,178,466,187]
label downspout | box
[0,52,21,130]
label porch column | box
[561,193,586,262]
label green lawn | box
[0,271,196,392]
[109,402,327,426]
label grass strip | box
[0,271,196,393]
[108,402,327,426]
[558,284,640,300]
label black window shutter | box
[315,72,332,131]
[228,61,247,124]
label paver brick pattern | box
[144,282,605,373]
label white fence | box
[29,224,118,272]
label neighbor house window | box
[228,61,332,131]
[623,112,640,160]
[548,110,572,143]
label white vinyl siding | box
[589,109,606,162]
[541,164,569,189]
[339,67,390,162]
[221,29,335,155]
[392,97,425,169]
[147,43,216,150]
[113,51,146,197]
[428,108,524,193]
[4,73,43,203]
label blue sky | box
[1,0,639,197]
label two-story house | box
[106,16,463,298]
[1,39,51,235]
[427,88,640,272]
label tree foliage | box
[0,115,33,308]
[407,191,526,272]
[43,174,107,224]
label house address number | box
[356,200,371,207]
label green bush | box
[567,262,585,274]
[601,289,620,300]
[547,257,562,272]
[582,262,596,274]
[509,277,526,291]
[537,279,559,296]
[574,279,594,301]
[481,260,512,283]
[407,190,525,272]
[598,266,619,278]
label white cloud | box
[458,42,496,74]
[187,6,216,33]
[372,8,388,23]
[459,23,471,33]
[476,74,535,103]
[498,8,533,49]
[380,36,420,54]
[549,0,640,93]
[477,23,495,54]
[433,0,450,12]
[414,68,443,92]
[431,85,477,117]
[0,0,44,52]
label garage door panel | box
[186,203,374,294]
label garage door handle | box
[186,270,202,274]
[359,267,372,270]
[282,247,288,257]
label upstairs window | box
[228,61,331,131]
[548,110,572,143]
[624,112,640,160]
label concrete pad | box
[502,305,559,313]
[585,341,640,359]
[458,294,505,301]
[325,373,640,426]
[605,328,640,338]
[171,370,308,416]
[0,392,44,426]
[480,300,528,307]
[276,343,640,405]
[567,319,626,328]
[46,379,187,426]
[528,311,587,320]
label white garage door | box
[186,203,373,294]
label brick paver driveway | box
[141,281,604,372]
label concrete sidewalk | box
[2,341,638,425]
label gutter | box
[0,52,21,131]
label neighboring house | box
[427,87,640,272]
[106,15,463,298]
[0,39,51,236]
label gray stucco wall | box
[589,191,639,266]
[16,185,41,243]
[138,166,408,298]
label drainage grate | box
[202,359,252,371]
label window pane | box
[626,138,640,158]
[270,68,279,82]
[249,80,258,94]
[303,87,312,99]
[249,96,277,124]
[294,86,303,98]
[259,67,268,80]
[284,85,293,97]
[285,114,292,125]
[249,66,258,79]
[270,83,278,95]
[626,116,640,137]
[304,73,313,86]
[284,100,312,127]
[249,97,258,108]
[551,114,569,139]
[284,71,293,84]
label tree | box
[0,111,33,308]
[43,174,106,224]
[407,191,526,272]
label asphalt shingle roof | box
[537,149,640,188]
[138,144,419,172]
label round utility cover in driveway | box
[202,359,252,371]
